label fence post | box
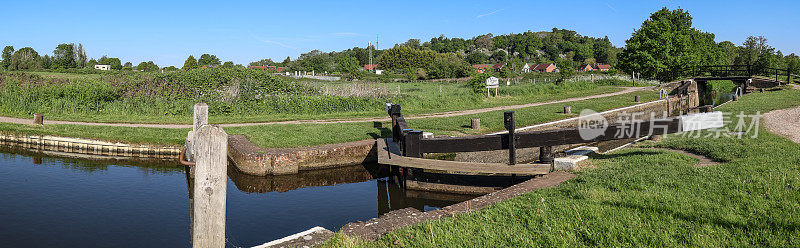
[504,111,516,165]
[192,125,228,248]
[539,146,553,164]
[33,113,44,125]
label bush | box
[467,72,494,93]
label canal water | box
[0,146,470,248]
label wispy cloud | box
[477,9,503,18]
[332,32,367,37]
[605,2,617,13]
[249,32,298,50]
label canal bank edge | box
[226,93,689,176]
[0,132,181,159]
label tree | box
[10,47,41,70]
[1,46,13,69]
[222,61,234,68]
[183,55,198,70]
[53,43,76,69]
[617,8,724,81]
[136,61,159,72]
[124,62,133,68]
[377,45,436,71]
[74,43,87,68]
[198,54,220,67]
[557,59,576,82]
[491,50,507,62]
[336,55,359,74]
[475,34,494,50]
[736,36,776,73]
[41,55,53,69]
[248,58,275,67]
[98,56,122,70]
[465,52,489,64]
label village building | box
[530,63,558,73]
[472,64,492,73]
[578,64,594,72]
[594,64,612,71]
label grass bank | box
[0,70,622,124]
[0,91,656,148]
[324,87,800,247]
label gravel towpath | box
[763,105,800,143]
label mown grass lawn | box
[324,87,800,247]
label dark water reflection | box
[0,146,470,248]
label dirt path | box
[0,87,649,129]
[647,148,720,167]
[763,105,800,143]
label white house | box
[94,64,111,71]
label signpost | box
[486,76,499,97]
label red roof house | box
[531,63,558,73]
[594,64,611,71]
[578,64,594,72]
[472,64,492,73]
[492,63,506,72]
[363,64,378,70]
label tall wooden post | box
[504,111,516,165]
[389,104,401,142]
[192,124,228,248]
[33,113,44,125]
[403,131,422,158]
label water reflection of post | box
[376,179,390,216]
[32,156,42,165]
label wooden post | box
[635,95,640,102]
[403,131,422,158]
[470,118,480,130]
[193,103,209,134]
[504,111,516,165]
[192,125,228,248]
[539,146,553,164]
[563,106,571,114]
[389,104,401,141]
[33,113,43,125]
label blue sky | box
[3,0,798,67]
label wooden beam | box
[192,125,228,248]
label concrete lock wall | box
[0,132,180,159]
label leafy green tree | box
[336,55,359,74]
[467,71,495,93]
[53,43,76,69]
[41,55,53,69]
[491,50,507,62]
[617,8,724,81]
[736,36,776,73]
[124,62,133,68]
[427,53,472,79]
[465,52,489,64]
[198,54,220,67]
[183,55,198,70]
[557,60,576,82]
[1,46,13,69]
[136,61,159,72]
[222,61,234,68]
[10,47,41,70]
[377,46,436,71]
[249,58,275,67]
[98,56,122,70]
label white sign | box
[486,76,499,88]
[681,111,724,132]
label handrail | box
[179,147,195,166]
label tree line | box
[617,7,800,81]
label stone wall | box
[228,135,377,176]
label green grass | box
[0,70,623,124]
[0,89,657,148]
[324,87,800,247]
